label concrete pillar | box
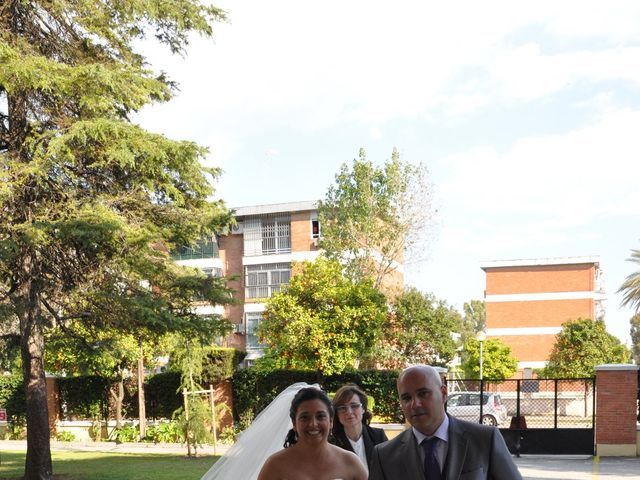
[595,364,639,456]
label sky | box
[135,1,640,345]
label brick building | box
[173,200,404,364]
[480,256,605,373]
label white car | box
[446,392,508,426]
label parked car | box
[446,392,508,426]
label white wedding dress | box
[201,383,315,480]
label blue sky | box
[136,1,640,344]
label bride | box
[201,383,366,480]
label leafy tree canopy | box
[1,1,229,477]
[542,318,630,378]
[461,337,518,380]
[375,288,461,368]
[257,258,387,375]
[318,148,435,290]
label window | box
[243,215,291,256]
[170,238,219,260]
[245,263,291,298]
[245,312,264,350]
[201,267,223,278]
[311,219,320,238]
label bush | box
[144,421,181,443]
[0,374,26,423]
[231,369,401,424]
[144,371,182,419]
[56,431,76,442]
[58,376,110,420]
[110,424,139,443]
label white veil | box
[201,382,316,480]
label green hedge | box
[232,369,402,424]
[58,376,110,420]
[0,374,26,422]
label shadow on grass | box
[0,450,220,480]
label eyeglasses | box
[335,403,362,414]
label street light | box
[476,331,486,381]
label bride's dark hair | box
[284,387,334,447]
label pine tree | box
[1,2,229,478]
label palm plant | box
[619,249,640,311]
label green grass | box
[0,451,219,479]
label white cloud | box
[439,107,640,223]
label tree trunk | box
[15,275,52,480]
[109,376,125,429]
[137,340,146,440]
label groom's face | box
[397,367,447,436]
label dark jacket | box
[333,424,388,470]
[369,415,522,480]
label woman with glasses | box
[331,384,388,473]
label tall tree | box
[630,314,640,365]
[257,258,387,375]
[460,299,485,345]
[318,148,435,289]
[461,337,518,380]
[542,318,630,378]
[0,2,230,478]
[375,288,461,368]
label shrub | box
[144,421,181,443]
[110,424,139,443]
[56,431,76,442]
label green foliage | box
[461,337,518,380]
[57,376,110,420]
[542,318,630,378]
[257,258,387,374]
[144,372,182,420]
[619,248,640,312]
[461,300,485,340]
[318,148,435,287]
[144,421,181,444]
[1,0,232,474]
[232,368,402,424]
[376,288,461,368]
[110,424,140,443]
[630,314,640,365]
[0,374,26,422]
[173,397,213,456]
[55,431,77,442]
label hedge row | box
[231,368,403,424]
[0,374,26,422]
[1,347,239,422]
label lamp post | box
[476,331,486,381]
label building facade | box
[173,201,321,362]
[481,256,605,373]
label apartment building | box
[173,201,321,362]
[480,256,604,373]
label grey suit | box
[369,415,522,480]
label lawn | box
[0,451,219,479]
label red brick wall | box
[485,264,595,295]
[487,299,595,328]
[595,366,638,445]
[496,334,558,362]
[291,211,316,252]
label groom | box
[369,365,522,480]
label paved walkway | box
[3,441,640,479]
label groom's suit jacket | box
[368,415,522,480]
